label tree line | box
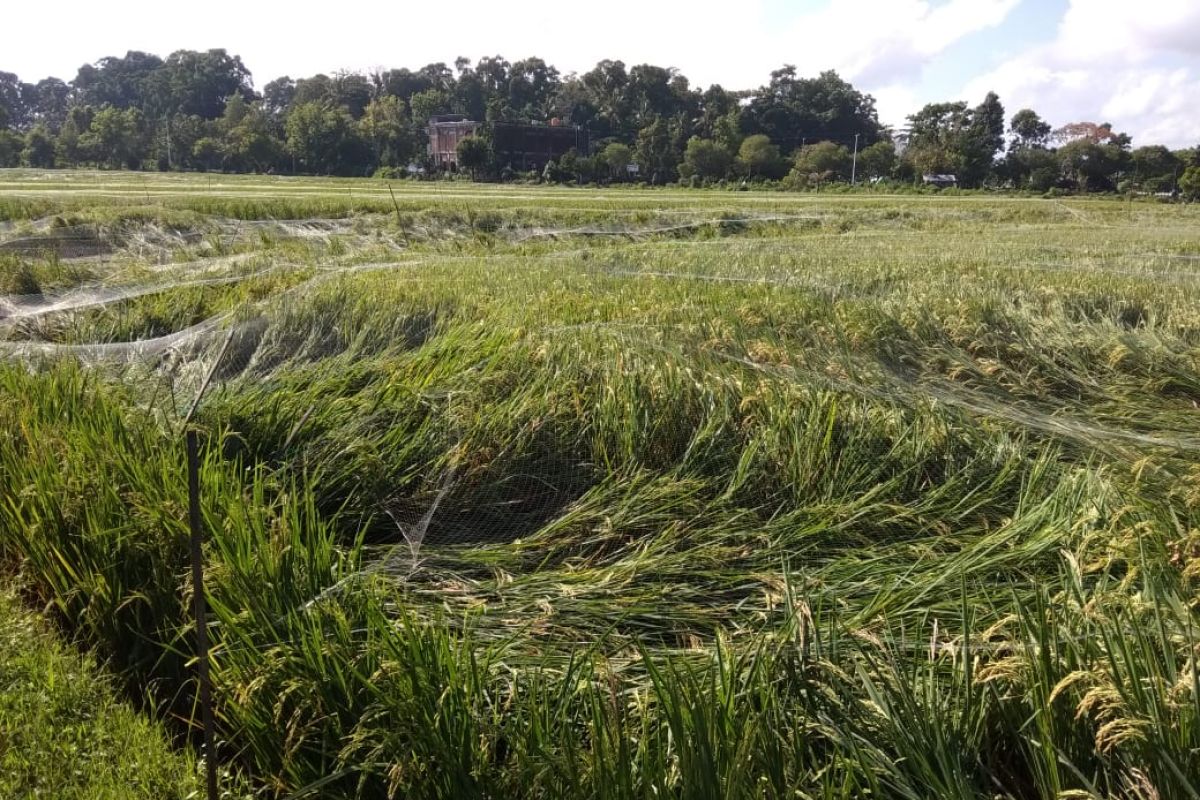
[1,49,1198,196]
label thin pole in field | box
[187,428,219,800]
[851,133,860,186]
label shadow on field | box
[0,226,112,259]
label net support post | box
[187,428,220,800]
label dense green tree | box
[743,68,882,153]
[696,85,740,140]
[634,116,677,184]
[145,49,253,119]
[22,125,56,168]
[27,78,71,131]
[1130,145,1181,192]
[857,140,897,181]
[451,64,488,121]
[471,56,509,99]
[73,52,164,111]
[599,142,632,181]
[222,103,284,173]
[580,60,631,140]
[1179,166,1200,200]
[962,92,1005,185]
[904,93,1005,187]
[680,137,732,181]
[1006,145,1059,191]
[375,68,434,106]
[361,96,417,169]
[456,134,491,179]
[191,137,225,171]
[791,140,851,183]
[159,114,207,170]
[285,102,356,174]
[549,76,600,131]
[54,107,91,166]
[1006,108,1054,188]
[0,129,21,166]
[328,72,374,119]
[737,134,782,180]
[79,107,147,169]
[410,89,451,124]
[1052,122,1131,191]
[508,58,560,120]
[262,77,297,120]
[1009,108,1051,149]
[292,75,335,108]
[626,65,681,131]
[0,71,29,130]
[905,101,971,177]
[1057,139,1129,192]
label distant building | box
[427,116,588,172]
[428,115,482,169]
[922,174,958,187]
[491,121,588,171]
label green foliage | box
[21,124,56,168]
[285,102,366,175]
[634,116,678,184]
[0,128,21,167]
[598,142,632,181]
[1180,166,1200,200]
[1130,145,1181,192]
[680,136,732,181]
[456,134,492,179]
[736,134,782,179]
[857,140,897,181]
[361,95,417,169]
[742,67,883,151]
[1009,108,1051,149]
[1058,138,1130,192]
[905,93,1006,188]
[790,140,852,184]
[146,48,253,119]
[0,48,1184,192]
[0,589,207,799]
[79,106,148,169]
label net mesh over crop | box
[4,181,1200,795]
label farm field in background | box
[2,170,1200,798]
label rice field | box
[2,170,1200,798]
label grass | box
[1,170,1200,798]
[0,588,207,799]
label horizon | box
[5,0,1199,148]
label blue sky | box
[6,0,1199,147]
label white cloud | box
[871,85,920,128]
[963,0,1200,147]
[1057,0,1200,63]
[775,0,1020,86]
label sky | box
[5,0,1199,147]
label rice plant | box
[2,173,1199,798]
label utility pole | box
[851,133,861,186]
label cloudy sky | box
[6,0,1199,147]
